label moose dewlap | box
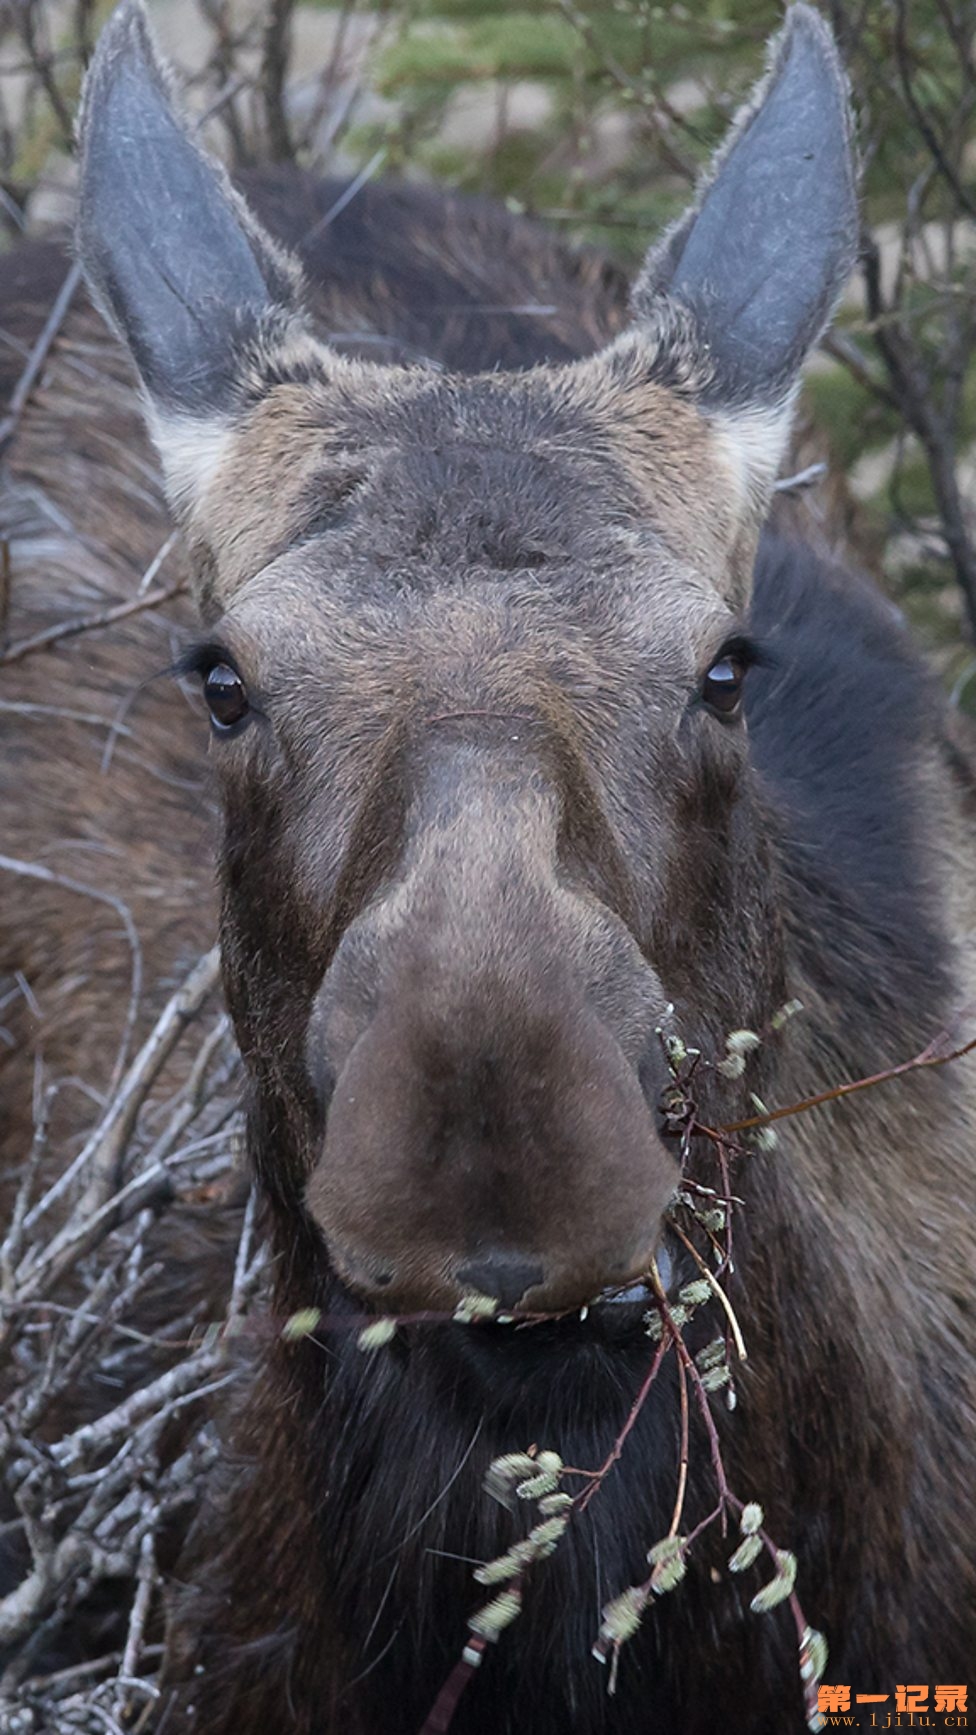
[0,1,972,1731]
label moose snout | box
[455,1253,545,1311]
[304,877,679,1316]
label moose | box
[1,2,974,1730]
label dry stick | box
[0,1529,90,1652]
[50,1351,230,1479]
[20,945,221,1245]
[119,1529,157,1683]
[138,1014,234,1174]
[17,1651,134,1697]
[196,0,252,164]
[772,462,827,495]
[74,0,95,61]
[0,699,134,731]
[931,0,973,60]
[860,229,976,646]
[261,0,296,160]
[7,1296,191,1357]
[0,991,225,1358]
[195,70,253,132]
[17,1274,167,1438]
[228,1188,259,1320]
[17,1164,173,1317]
[300,0,370,162]
[891,0,976,219]
[0,853,142,1110]
[0,535,10,651]
[0,1072,51,1292]
[302,147,387,243]
[12,3,75,150]
[0,261,82,454]
[135,529,179,596]
[820,330,900,411]
[0,578,187,668]
[0,1376,232,1647]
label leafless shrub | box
[0,0,385,222]
[0,946,261,1733]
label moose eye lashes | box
[204,663,251,731]
[698,634,765,719]
[173,642,253,732]
[173,641,240,683]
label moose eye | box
[203,662,250,731]
[701,654,746,718]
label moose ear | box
[633,4,858,497]
[77,0,306,513]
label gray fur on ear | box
[632,4,859,412]
[77,0,305,419]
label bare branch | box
[0,578,187,669]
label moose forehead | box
[188,351,746,648]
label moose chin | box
[0,1,972,1731]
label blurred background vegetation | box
[1,0,974,706]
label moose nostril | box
[456,1252,545,1311]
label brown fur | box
[3,14,976,1731]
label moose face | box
[77,3,857,1317]
[181,363,776,1315]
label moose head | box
[77,3,858,1319]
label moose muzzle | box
[304,738,679,1315]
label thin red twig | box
[719,1031,976,1135]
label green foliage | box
[379,14,580,86]
[801,368,901,473]
[368,0,779,256]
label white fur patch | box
[710,394,797,519]
[145,404,234,521]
